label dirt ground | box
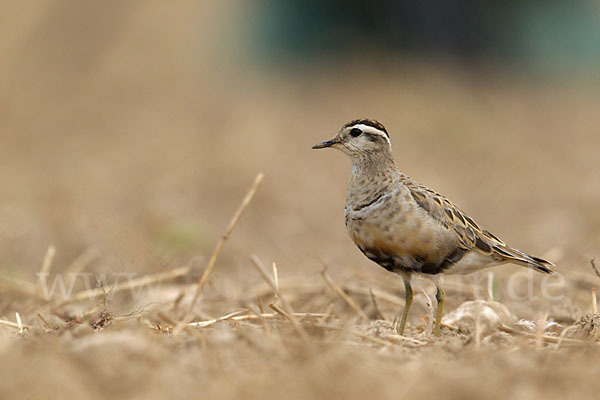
[1,2,600,399]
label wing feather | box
[402,176,554,273]
[405,178,492,252]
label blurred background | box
[2,2,600,399]
[1,0,599,302]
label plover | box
[312,119,553,336]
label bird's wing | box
[403,178,500,253]
[402,177,554,273]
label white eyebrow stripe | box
[352,124,392,147]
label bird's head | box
[312,119,393,165]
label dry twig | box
[248,305,273,340]
[499,324,597,346]
[39,245,56,277]
[321,268,368,320]
[422,289,434,336]
[536,312,548,350]
[0,316,30,331]
[554,325,581,351]
[590,257,600,279]
[369,287,385,321]
[37,313,53,330]
[314,323,426,346]
[350,330,397,347]
[272,262,280,301]
[0,276,44,299]
[187,172,264,313]
[64,246,100,274]
[0,319,21,329]
[157,311,178,327]
[487,272,495,301]
[48,265,190,308]
[250,255,310,343]
[474,300,482,350]
[188,311,326,328]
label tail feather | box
[493,245,554,274]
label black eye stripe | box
[350,128,362,137]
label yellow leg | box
[393,277,413,335]
[434,284,445,337]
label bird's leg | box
[393,276,413,335]
[434,283,445,337]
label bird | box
[312,119,554,336]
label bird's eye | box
[350,128,362,137]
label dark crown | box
[344,119,389,138]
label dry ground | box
[1,2,600,399]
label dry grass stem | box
[189,309,248,327]
[0,319,21,329]
[64,246,100,274]
[15,312,23,334]
[250,255,277,290]
[440,322,459,331]
[344,282,478,307]
[157,311,178,326]
[316,324,426,346]
[535,313,548,350]
[39,245,56,276]
[499,324,597,346]
[321,268,368,320]
[554,325,581,351]
[560,269,600,290]
[591,257,600,279]
[48,265,190,308]
[248,305,273,339]
[0,276,45,299]
[592,288,598,314]
[244,277,466,309]
[369,287,385,321]
[187,172,264,313]
[475,300,482,350]
[487,272,494,301]
[422,289,434,336]
[267,304,310,343]
[0,316,30,330]
[189,311,327,328]
[268,303,290,318]
[382,332,428,346]
[36,313,53,330]
[272,262,280,300]
[172,314,197,336]
[170,290,186,312]
[250,255,310,343]
[350,330,396,347]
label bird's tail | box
[493,245,554,274]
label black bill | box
[312,139,338,149]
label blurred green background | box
[249,0,600,75]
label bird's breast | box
[345,195,456,266]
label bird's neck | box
[350,152,397,177]
[347,154,397,205]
